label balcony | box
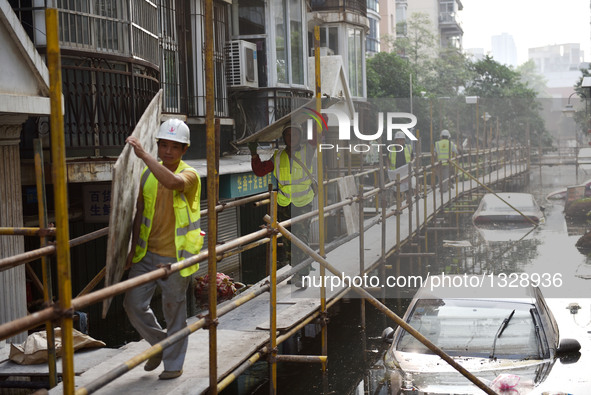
[439,12,463,36]
[230,88,313,140]
[310,0,367,17]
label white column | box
[0,117,28,345]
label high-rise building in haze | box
[491,33,517,68]
[529,43,586,98]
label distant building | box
[377,0,405,52]
[367,0,381,54]
[406,0,463,48]
[529,44,586,98]
[379,0,463,53]
[491,33,517,68]
[465,47,485,62]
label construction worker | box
[248,124,316,288]
[434,129,458,193]
[123,118,202,380]
[389,131,413,170]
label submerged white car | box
[382,276,580,394]
[472,193,544,226]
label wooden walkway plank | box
[47,163,526,394]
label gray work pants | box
[123,251,191,372]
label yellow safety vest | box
[133,160,203,277]
[435,139,453,162]
[273,145,315,207]
[389,145,412,170]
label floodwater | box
[221,165,591,395]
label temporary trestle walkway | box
[41,157,528,395]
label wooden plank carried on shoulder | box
[102,90,162,318]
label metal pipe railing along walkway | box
[2,144,528,394]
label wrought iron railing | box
[310,0,367,17]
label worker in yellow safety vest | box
[434,129,458,193]
[249,124,316,288]
[389,131,413,169]
[124,118,202,380]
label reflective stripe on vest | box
[389,145,412,170]
[133,161,203,277]
[435,139,451,161]
[273,146,315,207]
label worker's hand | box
[126,136,147,160]
[248,142,258,156]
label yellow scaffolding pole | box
[314,25,328,373]
[273,222,497,395]
[204,0,218,391]
[269,191,278,394]
[46,6,75,394]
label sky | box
[461,0,591,65]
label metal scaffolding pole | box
[34,138,57,388]
[204,0,219,392]
[46,5,75,394]
[314,25,328,373]
[272,222,496,395]
[269,191,278,393]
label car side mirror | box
[559,351,581,364]
[382,327,394,344]
[557,338,581,356]
[540,205,546,212]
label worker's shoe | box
[159,370,183,380]
[144,353,162,371]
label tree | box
[464,56,547,144]
[389,13,437,79]
[516,60,549,98]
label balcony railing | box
[310,0,367,17]
[230,88,313,140]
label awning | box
[235,96,340,145]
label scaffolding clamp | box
[206,317,219,329]
[54,306,75,319]
[266,347,279,363]
[264,224,280,236]
[318,311,329,326]
[156,263,173,279]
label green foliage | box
[464,56,547,144]
[368,18,548,147]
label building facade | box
[4,0,369,339]
[405,0,463,48]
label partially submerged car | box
[382,276,580,394]
[472,193,544,226]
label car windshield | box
[480,194,537,212]
[397,299,542,359]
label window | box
[347,27,363,97]
[190,0,229,117]
[159,0,179,112]
[273,0,305,85]
[239,0,265,35]
[367,18,380,54]
[309,26,339,56]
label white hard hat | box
[394,131,406,140]
[157,119,190,146]
[440,129,451,138]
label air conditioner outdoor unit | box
[226,40,259,89]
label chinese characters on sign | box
[83,184,112,223]
[222,172,276,199]
[237,173,273,194]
